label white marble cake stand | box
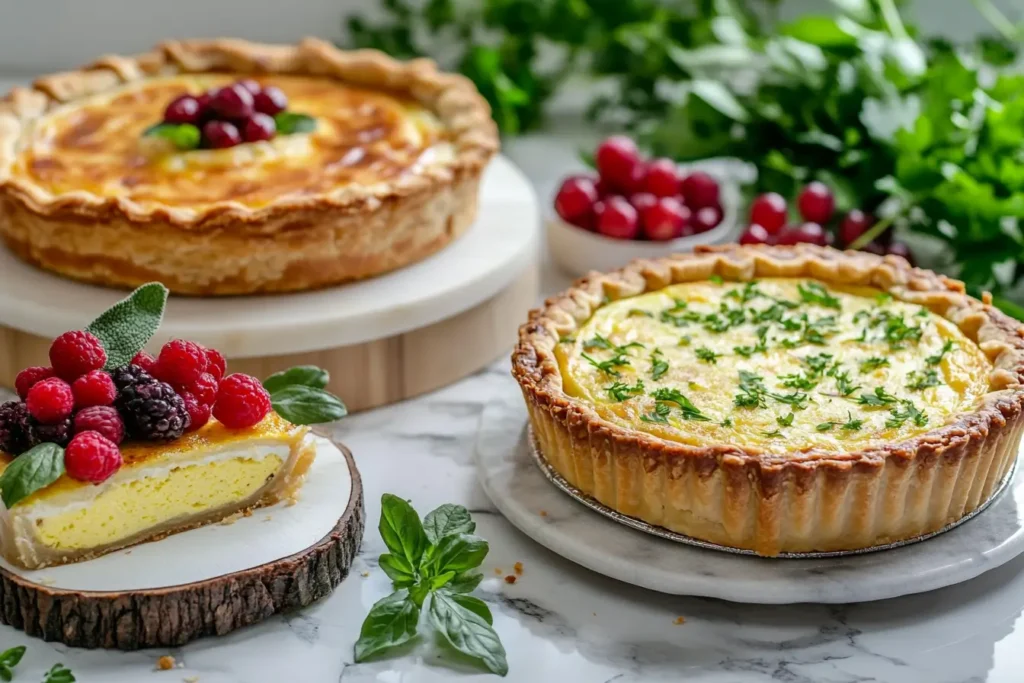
[475,378,1024,604]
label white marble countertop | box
[1,99,1023,681]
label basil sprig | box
[263,365,347,425]
[142,122,201,150]
[0,443,66,509]
[355,495,507,676]
[0,646,25,682]
[86,283,168,370]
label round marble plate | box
[0,155,538,358]
[475,380,1024,604]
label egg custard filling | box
[0,414,314,569]
[557,278,992,455]
[11,74,451,210]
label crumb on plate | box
[157,655,176,670]
[539,510,548,517]
[504,575,517,585]
[361,571,370,577]
[673,616,686,625]
[513,561,523,576]
[494,567,503,575]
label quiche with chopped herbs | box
[513,245,1024,555]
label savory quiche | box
[0,38,498,295]
[513,245,1024,555]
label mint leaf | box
[423,504,475,545]
[142,122,200,150]
[428,533,488,574]
[274,112,317,135]
[354,591,420,662]
[379,553,416,587]
[379,494,429,569]
[263,365,329,394]
[430,592,508,676]
[270,385,347,425]
[86,283,168,370]
[0,443,65,508]
[445,571,483,595]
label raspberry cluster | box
[0,332,271,484]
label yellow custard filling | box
[556,278,992,454]
[12,74,450,209]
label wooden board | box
[0,438,364,650]
[0,263,538,412]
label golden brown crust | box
[512,245,1024,555]
[0,38,498,295]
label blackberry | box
[111,364,157,394]
[27,417,73,449]
[0,401,32,455]
[120,380,191,441]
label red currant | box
[554,176,599,228]
[594,177,614,198]
[243,113,277,143]
[797,182,835,224]
[595,136,642,193]
[681,172,720,209]
[839,210,873,246]
[642,198,689,241]
[739,224,773,246]
[235,79,262,95]
[886,242,915,265]
[210,84,255,120]
[164,95,202,125]
[254,86,288,115]
[778,222,828,246]
[203,121,242,149]
[595,196,640,240]
[629,192,658,214]
[749,193,787,234]
[692,205,723,233]
[642,158,681,198]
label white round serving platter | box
[0,155,539,358]
[475,379,1024,604]
[0,435,351,591]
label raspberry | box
[181,392,212,433]
[131,351,158,375]
[49,331,107,381]
[153,339,208,386]
[0,402,32,455]
[120,380,191,441]
[27,417,73,448]
[72,370,116,409]
[26,378,74,424]
[204,348,227,381]
[64,431,122,483]
[15,367,54,400]
[74,406,125,445]
[213,374,271,429]
[185,372,218,406]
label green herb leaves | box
[857,387,899,407]
[651,388,711,422]
[0,646,24,682]
[605,379,645,402]
[926,340,956,366]
[263,366,347,425]
[797,282,841,310]
[649,349,669,380]
[42,663,75,683]
[142,122,200,150]
[86,283,168,370]
[0,443,65,509]
[356,496,506,676]
[273,112,318,135]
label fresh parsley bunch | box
[355,495,507,676]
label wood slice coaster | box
[0,435,364,649]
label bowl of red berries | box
[737,182,914,263]
[549,135,740,276]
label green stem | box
[970,0,1021,41]
[848,213,898,251]
[877,0,909,40]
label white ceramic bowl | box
[547,162,743,277]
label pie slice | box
[0,413,314,569]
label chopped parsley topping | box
[695,347,722,364]
[857,387,899,407]
[860,357,890,373]
[640,402,671,424]
[886,400,928,429]
[762,429,783,437]
[771,390,810,410]
[581,352,630,377]
[650,349,669,380]
[907,369,941,391]
[780,371,818,391]
[721,417,734,427]
[915,308,930,318]
[660,305,702,328]
[804,353,835,374]
[726,282,764,304]
[875,293,893,305]
[606,379,645,402]
[709,275,724,284]
[651,388,711,421]
[816,412,865,432]
[797,282,841,310]
[777,413,795,427]
[584,334,644,354]
[558,336,575,344]
[678,336,691,347]
[926,340,956,366]
[735,326,770,358]
[627,309,653,318]
[832,369,860,397]
[735,370,768,408]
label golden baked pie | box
[0,38,498,295]
[513,245,1024,555]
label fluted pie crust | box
[512,245,1024,555]
[0,38,498,295]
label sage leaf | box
[263,365,329,394]
[430,592,508,676]
[354,591,420,662]
[423,503,475,545]
[445,571,483,595]
[379,494,428,568]
[274,112,317,135]
[270,385,347,425]
[86,283,168,370]
[0,443,65,508]
[428,533,488,574]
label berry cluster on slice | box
[554,135,723,242]
[738,184,914,263]
[144,80,315,151]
